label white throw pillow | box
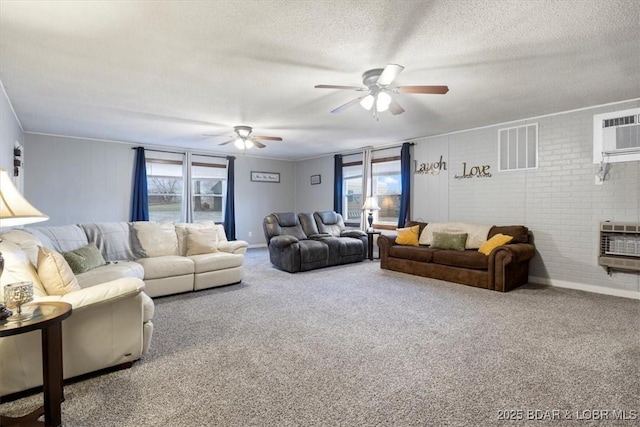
[36,246,81,296]
[175,221,216,256]
[419,222,493,249]
[133,222,179,257]
[186,227,219,256]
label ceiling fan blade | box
[315,84,367,91]
[395,85,449,94]
[218,138,236,146]
[202,132,230,137]
[250,139,266,148]
[388,100,405,116]
[253,135,283,141]
[330,96,365,114]
[377,64,404,86]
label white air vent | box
[593,108,640,163]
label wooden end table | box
[366,230,382,260]
[0,301,72,427]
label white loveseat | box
[0,220,247,397]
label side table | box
[0,301,72,427]
[366,230,382,260]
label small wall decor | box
[454,162,492,180]
[310,174,321,185]
[414,155,447,176]
[251,171,280,183]
[13,145,22,177]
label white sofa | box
[0,221,247,397]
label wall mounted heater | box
[599,222,640,274]
[593,107,640,164]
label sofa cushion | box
[431,232,468,251]
[186,227,219,256]
[133,222,179,257]
[396,225,420,246]
[478,234,514,255]
[489,225,529,243]
[75,261,145,288]
[432,249,489,270]
[37,246,82,295]
[0,240,47,299]
[175,221,216,256]
[27,224,89,253]
[389,245,437,263]
[0,229,43,266]
[63,242,107,274]
[80,222,144,261]
[189,252,244,274]
[135,256,194,280]
[299,240,328,263]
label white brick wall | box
[413,101,640,295]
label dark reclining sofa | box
[263,211,367,272]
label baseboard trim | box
[529,276,640,300]
[248,243,267,249]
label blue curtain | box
[397,142,412,228]
[131,147,149,221]
[333,154,343,213]
[224,156,236,240]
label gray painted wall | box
[294,156,333,213]
[23,134,295,246]
[0,84,23,174]
[411,100,640,295]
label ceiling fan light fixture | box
[377,92,392,112]
[244,140,253,149]
[234,138,245,149]
[360,94,374,110]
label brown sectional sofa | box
[378,221,535,292]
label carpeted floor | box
[1,248,638,426]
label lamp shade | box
[361,196,380,211]
[0,168,48,227]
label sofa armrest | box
[269,235,300,248]
[218,240,249,255]
[36,278,145,312]
[489,243,536,292]
[341,230,366,238]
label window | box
[192,155,226,222]
[498,123,538,171]
[146,152,227,223]
[371,157,401,224]
[146,154,183,223]
[343,163,363,227]
[340,149,401,228]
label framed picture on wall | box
[310,174,321,185]
[251,171,280,183]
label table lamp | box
[0,168,49,320]
[361,196,380,232]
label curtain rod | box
[132,146,227,160]
[338,142,414,157]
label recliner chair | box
[310,211,368,262]
[263,212,328,272]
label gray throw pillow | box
[431,232,468,251]
[62,242,107,274]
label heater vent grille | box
[599,222,640,273]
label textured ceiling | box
[1,0,639,160]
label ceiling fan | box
[206,125,283,149]
[315,64,449,118]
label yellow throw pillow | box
[396,225,420,246]
[478,234,513,255]
[37,246,81,295]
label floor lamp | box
[0,168,49,320]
